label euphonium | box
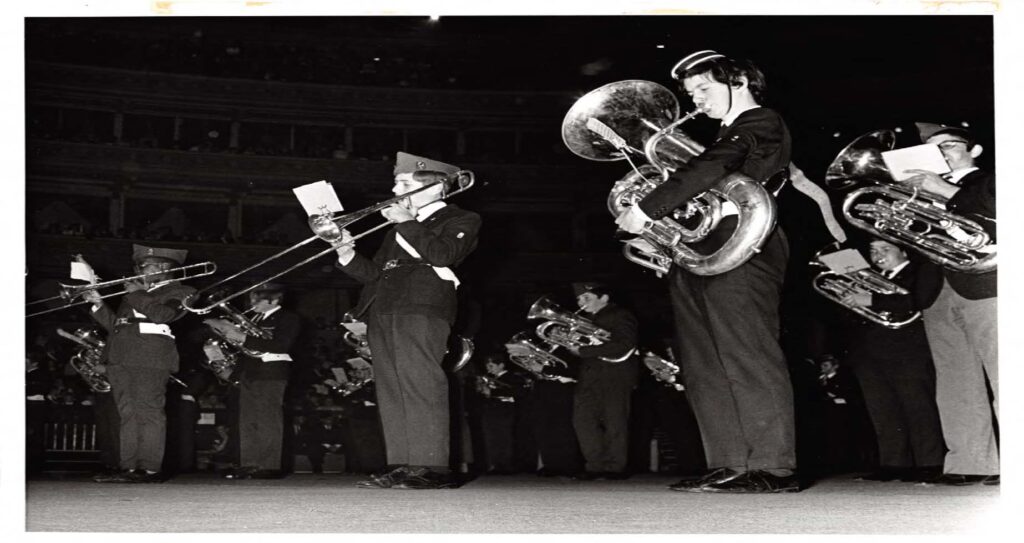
[527,296,610,349]
[504,332,573,382]
[561,79,778,276]
[810,260,922,329]
[56,328,111,393]
[826,129,996,273]
[642,351,685,392]
[201,301,271,385]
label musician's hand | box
[124,280,146,293]
[381,202,415,223]
[222,327,246,344]
[902,169,959,199]
[615,206,652,235]
[81,289,103,305]
[842,292,872,308]
[334,229,356,264]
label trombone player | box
[331,152,481,490]
[84,245,196,483]
[614,50,798,493]
[203,282,301,479]
[903,122,998,486]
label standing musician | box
[904,122,998,486]
[332,152,481,490]
[841,240,945,482]
[203,282,301,479]
[615,50,798,493]
[564,282,639,480]
[85,245,196,483]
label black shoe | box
[128,470,166,484]
[668,468,743,492]
[393,469,460,490]
[981,475,1000,486]
[224,466,260,480]
[901,466,942,483]
[928,473,989,486]
[701,470,800,493]
[93,470,136,483]
[356,466,409,489]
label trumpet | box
[643,351,685,392]
[56,327,111,393]
[826,130,996,273]
[27,256,217,318]
[504,332,573,382]
[527,296,610,350]
[183,171,475,314]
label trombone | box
[183,170,475,314]
[26,257,218,318]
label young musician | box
[615,50,797,492]
[85,245,196,483]
[332,152,481,489]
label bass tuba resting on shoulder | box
[561,80,777,276]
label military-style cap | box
[393,151,460,176]
[671,49,727,80]
[132,244,187,265]
[572,282,608,297]
[915,122,971,143]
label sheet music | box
[881,144,951,181]
[818,248,871,274]
[292,180,345,216]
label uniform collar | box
[722,105,760,127]
[416,200,447,221]
[947,166,979,185]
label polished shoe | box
[92,470,137,483]
[928,473,988,486]
[981,475,1000,486]
[701,470,800,493]
[356,466,409,489]
[668,468,743,492]
[393,469,460,490]
[128,470,166,484]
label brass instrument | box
[643,351,685,392]
[826,130,996,273]
[810,249,921,329]
[27,256,217,318]
[527,296,610,349]
[562,80,778,276]
[56,328,111,393]
[504,332,574,382]
[340,311,373,360]
[200,302,271,386]
[183,171,475,314]
[447,335,475,373]
[339,312,473,372]
[621,235,672,275]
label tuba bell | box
[527,296,610,349]
[561,79,778,276]
[826,130,996,273]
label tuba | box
[527,296,610,349]
[562,80,778,276]
[504,332,574,382]
[642,351,685,392]
[826,130,996,273]
[56,328,111,393]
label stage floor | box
[25,472,1003,534]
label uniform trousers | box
[669,227,796,472]
[573,363,637,473]
[106,365,170,472]
[367,312,451,469]
[237,378,287,470]
[923,279,999,475]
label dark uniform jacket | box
[238,307,302,381]
[339,203,481,325]
[917,169,996,302]
[576,303,640,380]
[91,282,195,372]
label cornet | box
[27,255,217,318]
[826,130,996,273]
[183,171,475,314]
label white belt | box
[259,353,293,362]
[138,322,174,338]
[395,233,460,288]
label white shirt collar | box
[260,305,282,319]
[416,200,446,221]
[947,166,979,185]
[722,105,760,127]
[886,260,910,278]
